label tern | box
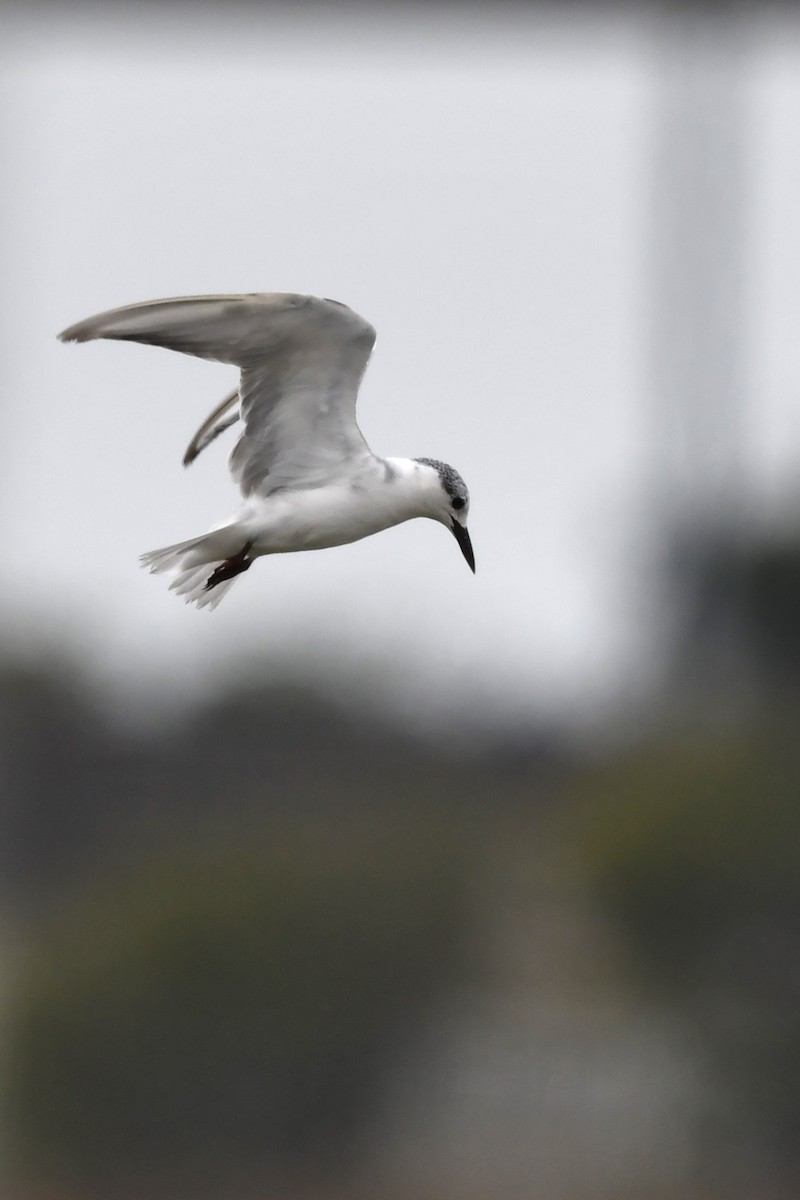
[59,293,475,609]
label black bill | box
[451,520,476,573]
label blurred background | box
[3,0,800,1196]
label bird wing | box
[182,387,240,467]
[59,293,378,495]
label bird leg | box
[204,541,255,591]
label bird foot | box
[204,541,254,590]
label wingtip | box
[57,322,91,344]
[58,313,115,343]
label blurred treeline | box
[1,657,560,1198]
[4,533,800,1199]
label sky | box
[2,3,800,733]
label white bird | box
[59,293,475,609]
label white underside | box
[140,457,444,609]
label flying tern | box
[59,293,475,609]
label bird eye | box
[452,496,465,510]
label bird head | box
[414,457,475,573]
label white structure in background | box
[648,11,749,524]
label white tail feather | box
[140,526,247,609]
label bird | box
[58,293,475,609]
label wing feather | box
[59,293,378,494]
[183,388,240,467]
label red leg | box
[204,541,254,591]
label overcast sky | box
[2,3,800,732]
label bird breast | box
[244,474,424,554]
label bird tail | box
[140,526,247,610]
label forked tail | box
[140,527,252,610]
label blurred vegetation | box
[8,828,473,1196]
[571,724,800,1167]
[0,655,559,1198]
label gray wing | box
[59,293,378,495]
[183,387,240,467]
